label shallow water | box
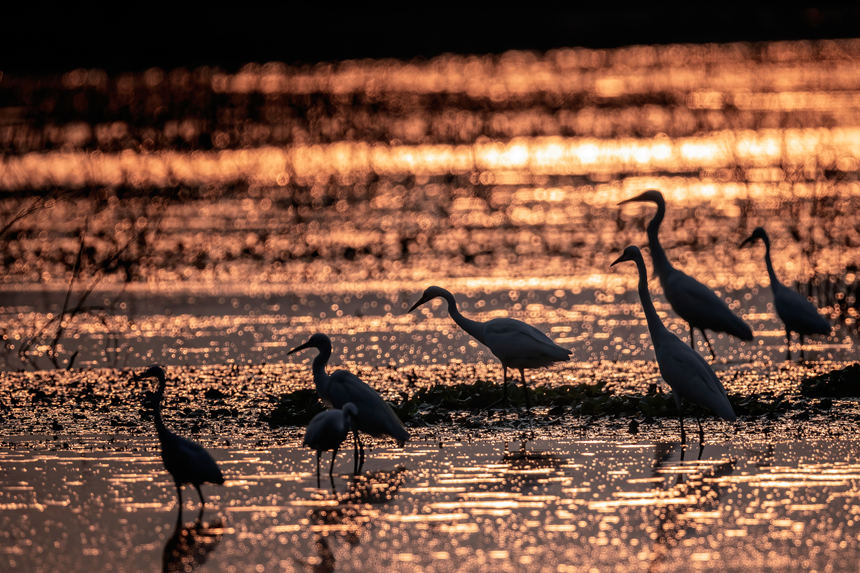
[3,433,860,572]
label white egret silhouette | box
[289,334,409,473]
[408,286,571,409]
[611,246,737,443]
[619,190,753,358]
[740,226,831,360]
[136,365,225,518]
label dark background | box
[4,2,860,72]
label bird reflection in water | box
[162,513,226,573]
[500,438,565,492]
[647,442,736,572]
[295,468,407,571]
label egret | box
[619,190,753,358]
[288,334,409,473]
[611,246,737,444]
[740,226,831,360]
[136,365,225,518]
[303,403,359,486]
[408,285,571,409]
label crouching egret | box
[304,403,359,486]
[611,246,737,444]
[135,365,225,518]
[619,190,753,358]
[408,285,571,409]
[288,333,409,473]
[740,226,831,360]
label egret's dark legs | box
[799,333,806,361]
[785,329,792,361]
[696,442,705,461]
[193,483,206,520]
[175,482,183,519]
[695,416,705,445]
[352,429,360,474]
[519,368,531,412]
[700,330,716,360]
[316,450,322,488]
[688,322,695,350]
[486,366,510,409]
[503,366,509,403]
[674,395,686,445]
[329,447,338,478]
[352,430,365,474]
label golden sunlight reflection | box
[4,128,860,190]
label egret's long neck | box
[645,198,674,281]
[152,376,170,441]
[440,290,486,344]
[312,344,332,395]
[633,256,668,338]
[760,236,781,292]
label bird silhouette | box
[619,190,753,358]
[611,246,737,443]
[408,285,571,409]
[303,403,359,486]
[740,226,831,360]
[289,334,409,473]
[136,365,225,519]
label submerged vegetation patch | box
[800,363,860,397]
[260,389,325,428]
[392,380,794,423]
[262,378,799,429]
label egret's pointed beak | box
[617,193,648,206]
[739,235,755,248]
[287,340,312,355]
[610,254,628,267]
[407,296,428,313]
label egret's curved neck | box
[312,343,332,395]
[645,198,674,280]
[760,235,781,291]
[438,290,486,344]
[632,255,667,338]
[152,374,170,440]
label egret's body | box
[303,403,358,484]
[289,334,409,473]
[408,286,571,408]
[611,246,736,443]
[619,190,753,358]
[137,366,225,517]
[740,227,831,360]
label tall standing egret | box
[136,365,225,518]
[740,226,831,360]
[408,286,571,409]
[619,190,753,358]
[611,246,737,443]
[303,403,359,486]
[288,333,409,474]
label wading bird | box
[288,334,409,473]
[303,403,359,486]
[408,286,571,409]
[619,190,752,358]
[740,226,831,360]
[611,246,737,444]
[136,365,225,518]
